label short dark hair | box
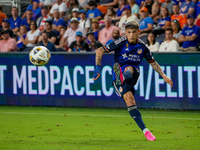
[165,27,173,33]
[88,0,97,7]
[12,6,18,11]
[42,31,49,37]
[125,21,139,30]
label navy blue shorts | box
[113,67,140,98]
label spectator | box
[98,0,118,16]
[21,10,36,31]
[196,0,200,18]
[0,29,17,52]
[0,5,7,28]
[146,32,160,52]
[104,7,116,20]
[179,15,200,52]
[79,10,91,32]
[49,0,68,18]
[91,18,100,41]
[98,0,118,7]
[67,0,83,20]
[171,4,187,29]
[68,8,80,26]
[9,7,22,34]
[44,0,56,6]
[106,28,120,44]
[78,0,90,9]
[0,19,14,38]
[22,0,41,20]
[16,25,28,51]
[180,0,195,16]
[144,0,159,22]
[161,0,175,16]
[38,20,58,44]
[171,20,182,43]
[55,27,67,50]
[23,20,41,51]
[68,31,90,52]
[87,1,102,20]
[99,16,121,45]
[139,7,154,37]
[116,0,127,21]
[135,0,145,7]
[127,0,139,18]
[118,5,138,34]
[37,5,52,32]
[53,9,67,34]
[87,30,103,51]
[63,17,86,47]
[39,31,56,51]
[153,7,171,37]
[158,28,179,52]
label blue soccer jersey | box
[102,35,155,81]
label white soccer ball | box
[29,46,51,66]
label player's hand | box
[93,65,101,80]
[163,75,173,88]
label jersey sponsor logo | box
[114,35,127,45]
[122,53,128,59]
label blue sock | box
[123,70,132,82]
[128,105,146,131]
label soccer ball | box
[29,46,51,66]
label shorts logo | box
[137,49,142,54]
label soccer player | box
[93,21,173,141]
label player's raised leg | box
[123,91,156,141]
[113,63,134,85]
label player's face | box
[125,28,139,44]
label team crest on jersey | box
[119,87,123,93]
[137,49,142,54]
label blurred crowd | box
[0,0,200,52]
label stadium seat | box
[139,34,148,43]
[155,34,165,44]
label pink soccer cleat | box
[113,62,124,85]
[144,131,156,141]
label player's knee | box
[123,92,136,106]
[124,66,134,74]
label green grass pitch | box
[0,106,199,150]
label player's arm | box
[150,61,173,88]
[93,47,106,80]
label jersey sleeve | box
[143,44,155,63]
[102,35,127,53]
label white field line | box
[1,111,200,120]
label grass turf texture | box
[0,106,199,150]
